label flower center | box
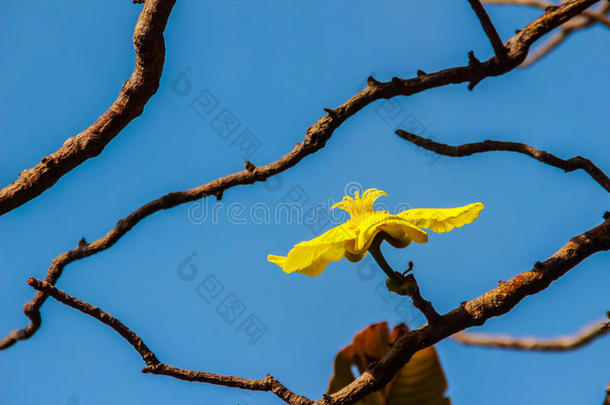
[331,188,388,224]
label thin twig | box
[467,0,509,60]
[395,131,610,193]
[403,274,442,326]
[484,0,610,26]
[368,234,442,325]
[452,319,610,351]
[27,278,313,405]
[0,0,177,215]
[1,0,601,351]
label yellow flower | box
[267,188,483,277]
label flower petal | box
[397,202,484,233]
[267,224,357,277]
[354,213,428,253]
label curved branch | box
[28,217,610,404]
[0,0,176,216]
[27,278,313,405]
[452,319,610,351]
[483,0,610,67]
[326,216,610,404]
[1,0,600,350]
[395,131,610,193]
[520,29,569,66]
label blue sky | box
[1,1,609,404]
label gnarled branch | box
[27,278,313,405]
[395,131,610,193]
[1,0,601,352]
[0,0,176,215]
[27,216,610,404]
[452,319,610,351]
[326,216,610,404]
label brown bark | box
[0,0,176,215]
[1,0,600,353]
[27,216,610,404]
[395,131,610,193]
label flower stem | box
[368,233,405,285]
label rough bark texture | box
[0,0,176,216]
[28,216,610,405]
[0,0,600,355]
[325,218,610,405]
[4,0,608,403]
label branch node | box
[468,51,481,66]
[367,75,380,87]
[78,237,88,248]
[323,108,337,117]
[467,78,483,91]
[404,274,442,325]
[466,0,508,61]
[244,160,256,172]
[417,69,427,77]
[603,211,610,221]
[214,190,223,201]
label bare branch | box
[404,274,442,326]
[452,319,610,351]
[27,215,610,404]
[604,383,610,405]
[395,131,610,193]
[368,234,442,325]
[0,0,176,215]
[27,278,313,405]
[467,0,508,60]
[1,0,601,351]
[327,217,610,404]
[483,0,610,67]
[520,29,569,66]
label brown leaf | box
[327,322,450,405]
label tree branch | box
[483,0,610,67]
[326,217,610,404]
[1,0,600,350]
[452,319,610,351]
[368,234,442,325]
[27,278,313,405]
[395,131,610,193]
[27,216,610,404]
[0,0,176,216]
[467,0,509,60]
[403,274,443,326]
